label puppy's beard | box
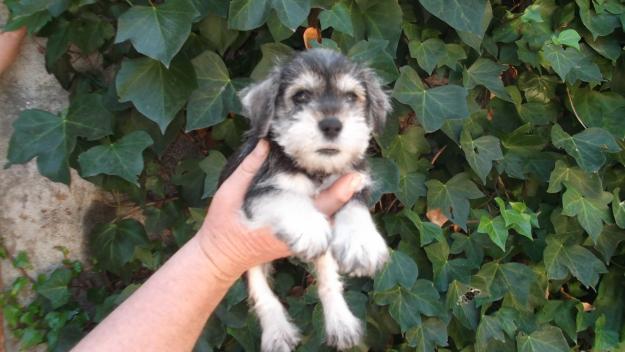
[272,110,371,174]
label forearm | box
[72,236,242,352]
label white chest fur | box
[261,171,371,197]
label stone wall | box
[0,3,107,350]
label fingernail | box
[349,174,363,190]
[253,139,269,157]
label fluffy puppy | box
[219,48,391,351]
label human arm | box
[0,27,26,75]
[72,140,362,352]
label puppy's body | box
[218,49,390,351]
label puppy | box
[219,48,391,351]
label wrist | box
[193,232,246,285]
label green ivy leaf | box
[552,29,581,50]
[477,309,521,349]
[478,216,508,251]
[186,51,239,131]
[426,173,483,230]
[546,160,602,197]
[90,219,149,274]
[476,314,509,349]
[360,0,403,55]
[199,13,239,55]
[516,325,570,352]
[406,318,449,351]
[495,198,538,240]
[35,267,72,309]
[3,1,52,34]
[78,131,154,185]
[319,2,353,36]
[575,0,621,39]
[594,315,620,351]
[418,0,488,35]
[374,250,419,292]
[393,66,469,132]
[544,236,607,288]
[6,94,113,184]
[409,38,446,74]
[460,129,503,184]
[69,17,115,54]
[521,5,544,23]
[564,45,603,84]
[590,225,625,265]
[403,209,445,246]
[446,281,479,330]
[116,57,197,133]
[374,279,443,332]
[561,187,612,242]
[384,125,430,173]
[396,173,427,208]
[425,241,474,291]
[368,157,400,205]
[115,1,197,66]
[271,0,310,30]
[250,43,294,81]
[473,262,535,309]
[518,73,559,103]
[228,0,270,30]
[551,124,620,173]
[440,43,467,70]
[348,40,399,84]
[540,44,578,81]
[19,327,46,349]
[571,87,625,140]
[199,151,227,199]
[463,58,512,102]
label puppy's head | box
[240,48,391,174]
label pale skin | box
[72,140,362,352]
[0,26,26,75]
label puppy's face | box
[240,49,390,174]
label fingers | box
[0,27,26,75]
[216,140,269,209]
[314,173,362,216]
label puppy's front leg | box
[246,191,332,261]
[331,193,389,276]
[314,252,362,350]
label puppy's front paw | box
[286,211,332,261]
[325,308,363,350]
[331,203,389,276]
[260,319,301,352]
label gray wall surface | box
[1,3,107,350]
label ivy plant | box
[3,0,625,351]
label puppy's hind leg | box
[248,264,301,352]
[314,253,363,350]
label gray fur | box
[217,48,391,352]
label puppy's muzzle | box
[318,117,342,139]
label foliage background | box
[3,0,625,350]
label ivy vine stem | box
[566,86,588,129]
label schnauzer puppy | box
[219,48,391,351]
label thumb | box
[217,140,269,208]
[314,173,362,216]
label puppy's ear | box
[362,69,391,134]
[239,68,281,137]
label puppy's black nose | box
[318,117,342,139]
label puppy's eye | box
[344,92,358,103]
[292,90,312,104]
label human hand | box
[0,27,26,75]
[196,140,362,281]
